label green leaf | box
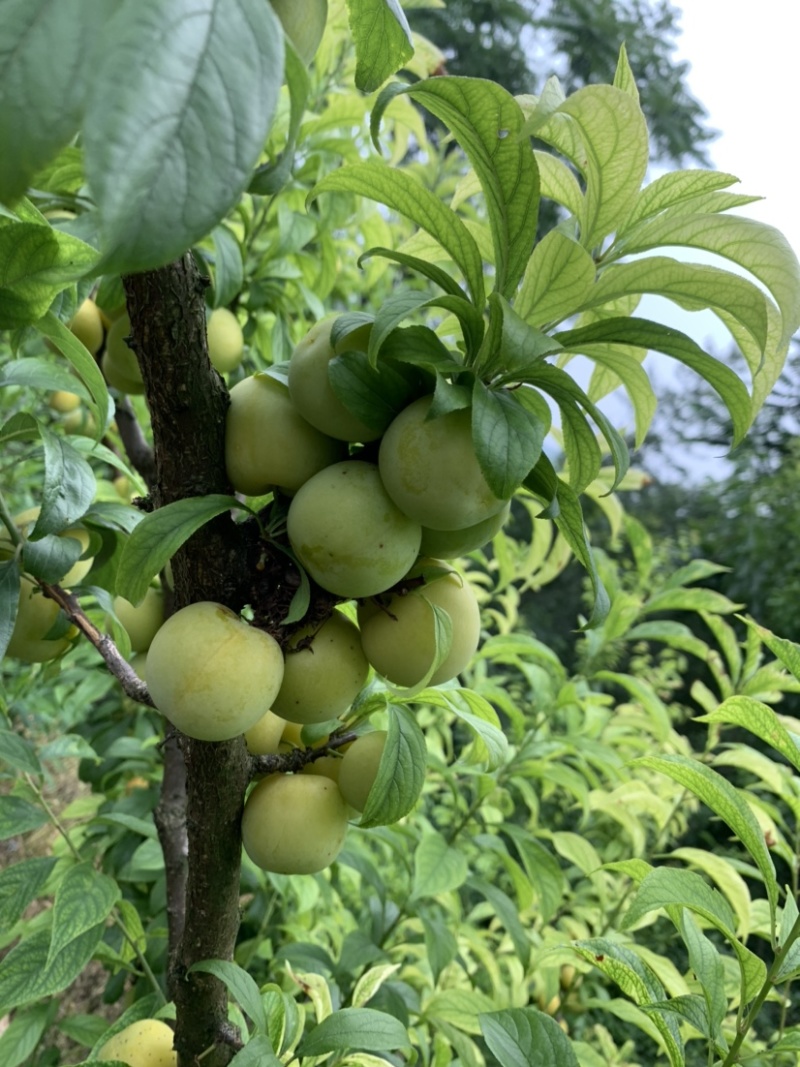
[297,1007,408,1056]
[493,295,563,377]
[471,380,546,500]
[0,856,57,929]
[443,688,509,769]
[615,212,800,348]
[678,911,728,1042]
[641,996,711,1041]
[0,558,21,661]
[552,480,609,627]
[0,0,95,203]
[85,0,284,274]
[524,362,629,489]
[573,939,683,1065]
[634,754,779,928]
[0,1002,54,1067]
[642,587,743,617]
[36,428,96,536]
[209,226,244,309]
[0,796,48,840]
[411,829,469,899]
[468,878,530,968]
[22,534,83,584]
[699,696,800,775]
[625,170,742,229]
[228,1035,282,1067]
[310,162,485,307]
[346,0,414,93]
[37,311,111,437]
[328,349,424,434]
[420,911,458,983]
[0,225,97,328]
[0,728,43,776]
[480,1008,579,1067]
[48,862,120,968]
[588,257,770,351]
[623,867,736,938]
[115,495,240,605]
[555,316,752,445]
[533,85,649,251]
[358,705,427,829]
[580,347,656,446]
[0,923,106,1017]
[397,77,540,298]
[189,959,268,1034]
[516,230,596,326]
[0,356,89,398]
[248,38,310,196]
[739,617,800,685]
[534,151,583,217]
[359,246,466,299]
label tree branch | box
[39,581,154,705]
[114,395,157,487]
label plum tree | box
[272,611,370,723]
[146,602,284,741]
[337,730,387,812]
[224,373,345,495]
[241,772,350,874]
[379,395,509,530]
[206,307,244,374]
[269,0,328,65]
[113,586,165,653]
[287,317,382,442]
[96,1018,177,1067]
[287,460,422,597]
[358,559,481,687]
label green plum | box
[337,730,387,812]
[97,1019,176,1067]
[272,611,369,724]
[358,559,481,687]
[379,395,509,530]
[207,307,244,374]
[146,602,284,741]
[225,373,345,495]
[241,772,350,874]
[287,461,422,598]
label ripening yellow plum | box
[4,575,73,663]
[337,730,387,812]
[241,772,349,874]
[11,506,93,586]
[379,395,509,531]
[272,612,369,724]
[146,602,284,741]
[49,390,82,413]
[225,374,345,496]
[244,710,287,755]
[103,315,144,394]
[113,587,165,653]
[97,1018,177,1067]
[358,559,481,687]
[207,307,244,374]
[287,317,381,442]
[270,0,328,64]
[286,461,422,598]
[68,299,105,356]
[419,502,511,559]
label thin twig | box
[39,581,155,706]
[250,730,357,779]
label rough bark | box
[123,257,253,1066]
